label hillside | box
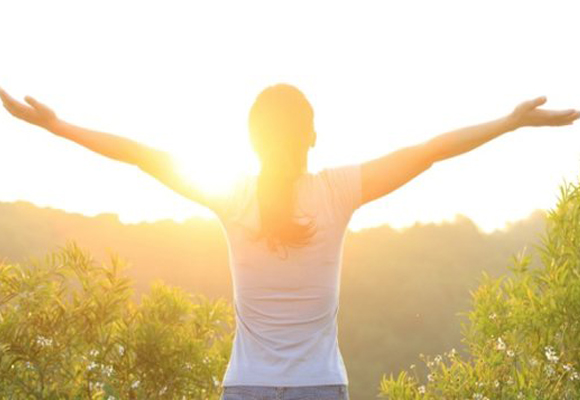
[0,200,546,398]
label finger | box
[529,96,547,109]
[2,99,18,115]
[0,88,28,112]
[555,109,579,119]
[553,110,580,126]
[0,87,20,106]
[565,110,580,121]
[3,102,25,118]
[544,109,576,120]
[0,90,31,118]
[555,109,577,117]
[0,86,11,104]
[24,96,41,110]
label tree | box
[378,175,580,399]
[0,242,233,399]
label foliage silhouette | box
[0,242,233,399]
[0,200,548,399]
[378,177,580,399]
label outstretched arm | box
[0,87,212,208]
[361,96,580,205]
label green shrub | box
[378,177,580,399]
[0,242,233,399]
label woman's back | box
[212,163,362,386]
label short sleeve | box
[322,163,363,221]
[202,175,253,222]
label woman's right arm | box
[360,96,579,205]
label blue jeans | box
[220,384,349,400]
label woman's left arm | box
[0,86,158,166]
[0,87,213,208]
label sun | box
[168,141,258,200]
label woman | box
[1,84,578,400]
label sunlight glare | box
[170,145,257,200]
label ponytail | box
[248,84,317,255]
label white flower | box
[89,349,99,358]
[87,361,98,371]
[89,381,104,391]
[494,380,500,388]
[544,364,555,377]
[131,380,140,389]
[36,336,53,347]
[101,364,114,377]
[507,349,515,357]
[107,397,116,400]
[434,355,442,364]
[427,373,435,382]
[489,313,497,320]
[449,348,457,358]
[418,385,426,394]
[571,371,580,381]
[159,386,167,395]
[544,346,559,363]
[212,375,220,386]
[117,344,125,356]
[496,337,506,351]
[473,393,483,400]
[563,363,573,372]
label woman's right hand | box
[0,86,58,130]
[508,96,580,129]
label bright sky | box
[1,0,579,234]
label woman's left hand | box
[0,86,58,130]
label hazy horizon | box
[0,197,549,236]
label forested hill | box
[0,200,547,398]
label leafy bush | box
[0,242,233,399]
[378,177,580,399]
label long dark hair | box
[248,83,316,254]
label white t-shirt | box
[207,164,362,387]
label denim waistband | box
[221,384,349,400]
